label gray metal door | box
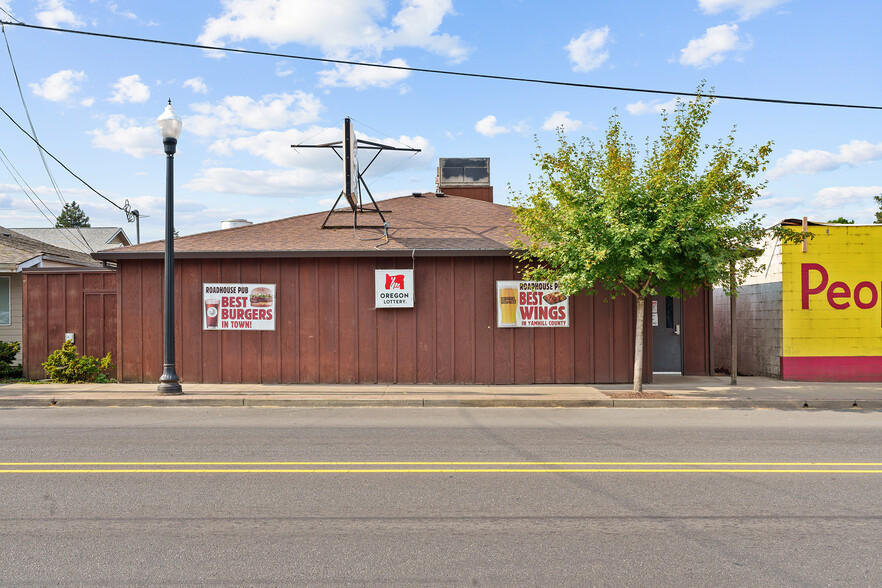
[651,295,682,373]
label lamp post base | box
[157,364,183,395]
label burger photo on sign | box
[250,287,274,307]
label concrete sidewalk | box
[1,375,881,409]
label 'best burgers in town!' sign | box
[203,283,276,330]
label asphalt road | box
[1,407,881,586]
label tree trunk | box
[633,293,646,393]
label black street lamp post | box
[156,100,183,395]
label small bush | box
[41,340,115,383]
[0,341,22,379]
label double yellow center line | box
[1,461,881,473]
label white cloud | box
[35,0,83,28]
[183,77,208,94]
[275,62,294,77]
[811,186,882,209]
[751,194,802,210]
[213,128,332,167]
[109,74,150,103]
[769,140,882,179]
[542,111,583,132]
[214,126,433,175]
[29,69,86,102]
[106,2,137,20]
[79,97,95,107]
[566,26,610,72]
[185,167,337,196]
[385,0,468,62]
[679,24,751,68]
[197,0,467,67]
[475,115,510,137]
[625,98,678,115]
[88,115,158,158]
[318,59,410,89]
[698,0,789,20]
[122,195,207,217]
[187,92,324,138]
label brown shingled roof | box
[0,226,102,268]
[94,194,527,260]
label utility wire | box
[3,24,93,251]
[0,148,57,221]
[0,149,90,252]
[0,8,21,24]
[1,20,880,111]
[0,103,126,212]
[0,149,96,252]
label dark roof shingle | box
[95,194,526,259]
[0,226,102,267]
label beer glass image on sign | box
[500,288,518,325]
[205,299,220,328]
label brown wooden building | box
[88,189,712,385]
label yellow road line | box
[2,468,882,474]
[2,461,881,466]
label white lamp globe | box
[157,100,182,139]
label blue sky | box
[1,0,880,244]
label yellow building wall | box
[782,225,882,359]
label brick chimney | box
[435,157,493,202]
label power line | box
[1,20,881,111]
[3,24,93,251]
[0,8,21,24]
[0,149,97,252]
[0,103,126,212]
[0,148,59,222]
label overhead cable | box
[3,24,93,251]
[1,20,880,111]
[0,103,126,212]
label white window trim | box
[0,276,10,326]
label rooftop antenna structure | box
[292,117,421,229]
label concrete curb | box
[1,397,881,409]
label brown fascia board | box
[22,266,116,274]
[93,248,524,261]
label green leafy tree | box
[874,194,882,224]
[827,217,854,224]
[55,201,91,228]
[511,89,796,392]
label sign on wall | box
[203,283,276,330]
[496,281,569,327]
[783,226,882,365]
[375,269,414,308]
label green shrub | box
[0,341,22,379]
[41,340,115,383]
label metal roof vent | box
[221,219,253,230]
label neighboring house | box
[9,226,131,254]
[714,220,882,382]
[0,226,104,360]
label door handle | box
[674,324,680,335]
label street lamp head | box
[157,99,182,140]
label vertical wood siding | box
[22,271,117,379]
[116,257,708,384]
[683,289,712,376]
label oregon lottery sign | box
[496,281,569,328]
[203,283,276,331]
